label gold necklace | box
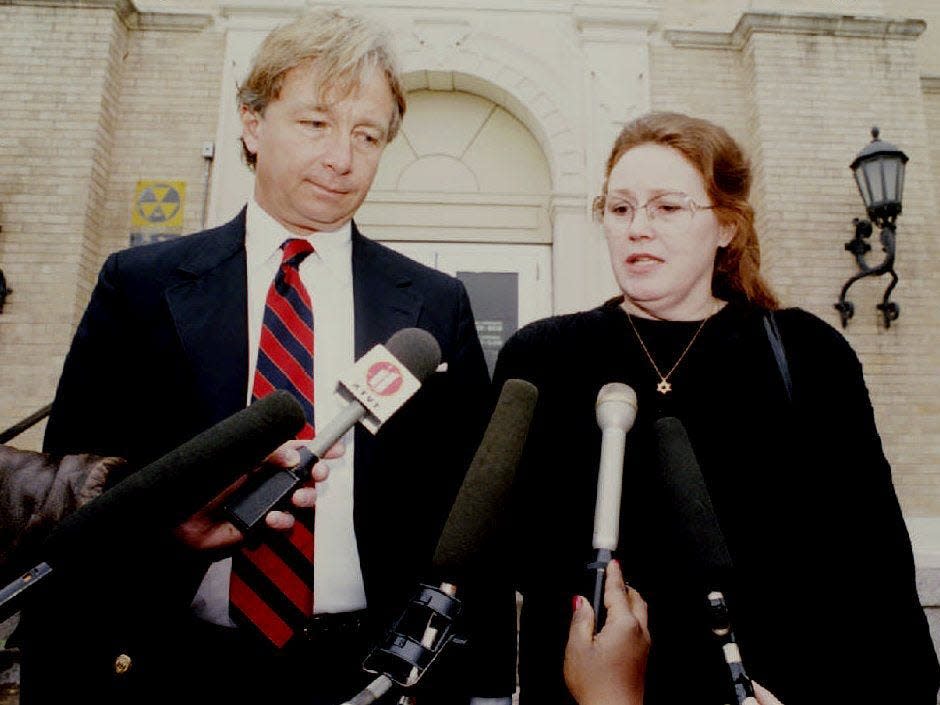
[626,308,713,395]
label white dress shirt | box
[190,201,513,705]
[191,198,367,624]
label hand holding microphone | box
[0,391,305,621]
[566,559,649,705]
[173,439,343,551]
[563,561,786,705]
[223,327,441,536]
[588,382,637,632]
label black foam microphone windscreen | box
[653,416,733,587]
[431,378,538,581]
[386,327,442,381]
[42,391,305,566]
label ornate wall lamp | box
[834,127,908,328]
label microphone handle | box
[223,400,367,534]
[0,562,52,623]
[586,548,612,634]
[707,590,757,705]
[339,675,395,705]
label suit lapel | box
[351,221,424,577]
[165,210,249,425]
[351,221,422,357]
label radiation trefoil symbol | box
[135,183,182,224]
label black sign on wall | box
[457,271,519,378]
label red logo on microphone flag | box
[338,343,422,432]
[366,361,404,396]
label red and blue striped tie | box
[230,238,316,647]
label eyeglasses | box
[603,192,717,234]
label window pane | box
[863,160,884,204]
[854,165,872,207]
[882,159,899,202]
[897,161,906,204]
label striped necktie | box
[230,238,316,647]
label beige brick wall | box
[894,0,940,77]
[742,28,940,515]
[650,43,753,152]
[0,3,128,451]
[926,86,940,226]
[100,24,223,258]
[652,13,940,516]
[0,3,219,451]
[649,41,763,285]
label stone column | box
[553,2,659,314]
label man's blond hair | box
[238,9,406,168]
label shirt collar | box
[245,197,352,271]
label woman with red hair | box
[496,111,939,704]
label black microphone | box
[0,391,305,621]
[653,416,756,705]
[347,378,539,704]
[223,327,442,535]
[588,382,637,632]
[432,377,537,580]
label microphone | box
[223,327,442,535]
[432,377,537,580]
[0,391,305,621]
[653,416,756,705]
[588,382,637,632]
[348,378,539,704]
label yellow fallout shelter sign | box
[130,180,186,246]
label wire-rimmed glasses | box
[603,192,717,235]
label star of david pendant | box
[656,379,672,394]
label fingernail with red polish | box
[572,596,581,612]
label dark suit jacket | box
[25,210,516,703]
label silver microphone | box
[589,382,637,631]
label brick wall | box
[652,14,940,516]
[926,85,940,234]
[0,3,129,450]
[0,3,219,450]
[650,43,753,153]
[743,27,940,516]
[100,20,223,258]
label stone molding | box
[549,192,592,224]
[574,3,659,43]
[665,10,926,50]
[922,75,940,95]
[218,0,303,29]
[1,0,129,6]
[2,0,213,32]
[125,10,213,31]
[0,0,134,16]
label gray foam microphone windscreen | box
[432,378,538,579]
[43,391,305,565]
[386,328,442,382]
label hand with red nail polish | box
[564,560,650,705]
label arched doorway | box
[357,89,554,374]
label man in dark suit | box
[24,9,515,705]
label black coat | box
[23,210,516,703]
[495,298,939,705]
